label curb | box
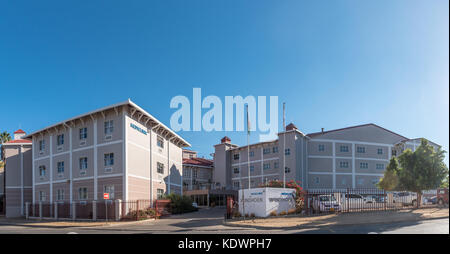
[222,214,449,230]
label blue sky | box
[1,0,448,165]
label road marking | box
[67,232,78,234]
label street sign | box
[103,193,109,200]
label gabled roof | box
[2,139,32,145]
[183,157,213,167]
[13,129,26,134]
[306,123,409,140]
[22,99,190,148]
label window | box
[357,146,365,153]
[341,178,347,185]
[157,189,164,199]
[39,140,45,151]
[104,153,114,166]
[157,162,164,174]
[79,157,88,170]
[250,165,255,172]
[272,146,279,153]
[193,170,198,178]
[57,134,64,146]
[104,120,114,135]
[78,187,88,200]
[360,162,369,169]
[340,146,349,153]
[249,151,254,157]
[339,161,349,168]
[57,161,64,174]
[263,148,271,154]
[263,163,270,170]
[357,178,364,186]
[371,179,379,186]
[233,182,240,189]
[274,162,279,169]
[392,150,397,156]
[56,189,64,201]
[157,136,164,148]
[104,185,115,199]
[285,167,291,173]
[313,177,320,184]
[79,128,87,140]
[285,148,290,155]
[39,166,46,177]
[318,144,325,152]
[233,168,239,174]
[39,191,46,201]
[377,148,383,155]
[376,164,385,170]
[233,154,240,160]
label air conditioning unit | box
[104,167,112,173]
[57,146,63,152]
[104,135,112,141]
[39,151,44,155]
[80,170,86,176]
[79,140,86,146]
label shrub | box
[163,193,198,214]
[279,211,287,216]
[250,213,256,218]
[232,211,241,218]
[270,211,277,216]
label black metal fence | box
[304,188,440,215]
[25,199,171,221]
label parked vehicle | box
[437,188,449,205]
[393,192,418,206]
[342,194,372,209]
[192,202,198,208]
[311,195,341,213]
[424,196,437,205]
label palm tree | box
[0,131,11,145]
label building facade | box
[213,123,441,191]
[182,150,214,191]
[2,100,190,217]
[1,129,33,217]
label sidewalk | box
[224,208,449,230]
[0,217,156,228]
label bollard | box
[72,202,76,221]
[92,201,97,221]
[54,202,58,220]
[39,202,43,220]
[115,199,121,221]
[25,202,30,219]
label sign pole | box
[283,102,286,189]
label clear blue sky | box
[1,0,448,165]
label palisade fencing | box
[304,188,440,216]
[25,199,171,221]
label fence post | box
[54,202,58,220]
[136,200,140,221]
[115,199,121,221]
[384,190,386,211]
[72,202,76,220]
[39,202,43,220]
[92,200,97,221]
[25,202,29,219]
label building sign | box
[130,123,148,135]
[103,193,109,200]
[239,187,296,217]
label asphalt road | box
[0,208,448,234]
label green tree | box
[397,139,448,195]
[377,157,400,191]
[0,131,12,161]
[0,131,11,145]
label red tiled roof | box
[183,157,213,167]
[306,123,408,139]
[3,139,32,144]
[13,129,26,134]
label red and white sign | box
[103,193,110,200]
